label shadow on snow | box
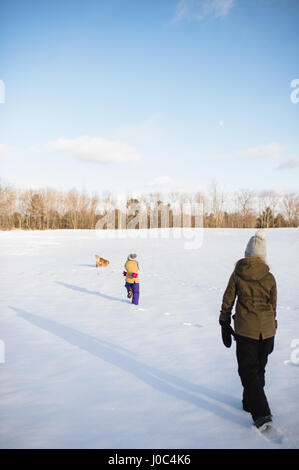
[55,280,129,304]
[9,306,248,427]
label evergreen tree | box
[256,207,274,228]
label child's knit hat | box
[128,253,137,261]
[245,229,266,260]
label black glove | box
[219,320,235,348]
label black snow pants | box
[235,334,274,422]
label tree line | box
[0,181,298,230]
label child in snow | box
[219,229,277,431]
[123,253,140,305]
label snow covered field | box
[0,228,298,449]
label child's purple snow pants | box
[125,282,139,305]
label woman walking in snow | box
[219,230,277,431]
[124,253,140,305]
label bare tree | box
[235,189,255,228]
[258,190,280,219]
[210,183,226,227]
[0,181,16,229]
[282,193,299,226]
[1,182,299,231]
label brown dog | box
[95,255,110,267]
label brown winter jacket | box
[219,257,277,340]
[125,259,139,284]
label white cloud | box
[277,156,299,170]
[113,114,167,153]
[173,0,191,22]
[238,143,285,160]
[47,136,141,164]
[173,0,235,22]
[215,143,285,161]
[0,144,8,158]
[145,176,175,188]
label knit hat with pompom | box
[245,230,266,259]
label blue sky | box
[0,0,299,195]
